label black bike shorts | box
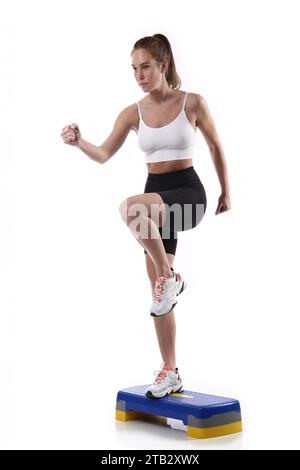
[143,165,207,256]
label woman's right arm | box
[61,105,134,164]
[77,137,107,164]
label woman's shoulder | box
[125,90,203,131]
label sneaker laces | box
[153,368,168,384]
[153,361,176,384]
[153,276,168,302]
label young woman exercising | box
[61,34,231,399]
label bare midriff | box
[146,158,193,174]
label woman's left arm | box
[194,94,231,215]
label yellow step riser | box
[187,420,242,439]
[116,409,242,439]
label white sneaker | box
[150,267,187,317]
[145,361,183,399]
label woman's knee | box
[119,196,148,225]
[118,198,128,222]
[119,194,166,227]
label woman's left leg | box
[145,252,177,371]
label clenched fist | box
[61,123,81,146]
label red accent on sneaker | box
[156,276,167,282]
[155,370,167,383]
[153,277,168,302]
[176,273,182,283]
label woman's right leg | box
[145,252,177,371]
[119,193,173,279]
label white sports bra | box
[135,92,196,163]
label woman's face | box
[131,49,166,91]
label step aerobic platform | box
[116,385,242,439]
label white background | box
[1,0,300,450]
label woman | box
[61,34,231,399]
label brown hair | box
[131,34,181,90]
